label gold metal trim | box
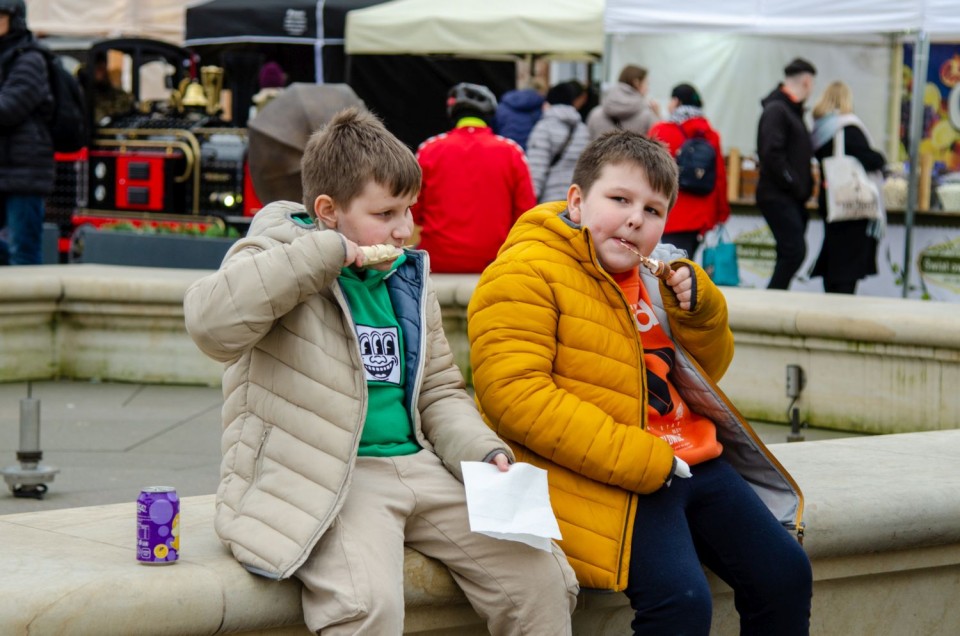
[75,209,226,230]
[98,128,203,214]
[92,139,194,184]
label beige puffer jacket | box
[184,201,513,580]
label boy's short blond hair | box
[300,107,421,216]
[572,130,679,210]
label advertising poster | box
[901,43,960,172]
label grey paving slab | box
[0,380,866,518]
[0,381,223,516]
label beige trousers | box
[295,450,579,635]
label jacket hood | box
[602,81,651,119]
[0,29,31,55]
[543,103,584,127]
[245,200,320,245]
[502,202,590,265]
[500,88,545,113]
[676,115,712,136]
[761,85,804,115]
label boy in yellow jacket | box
[468,130,812,634]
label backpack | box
[675,125,716,195]
[6,44,87,153]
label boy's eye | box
[645,206,664,217]
[610,196,628,204]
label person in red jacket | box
[412,82,536,273]
[648,83,729,259]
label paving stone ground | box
[0,380,862,516]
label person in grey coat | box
[526,80,590,203]
[586,65,660,139]
[0,0,53,265]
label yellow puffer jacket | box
[469,202,799,591]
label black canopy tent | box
[346,55,514,149]
[184,0,515,147]
[184,0,388,125]
[184,0,387,84]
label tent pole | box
[903,30,929,299]
[601,33,612,85]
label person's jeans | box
[0,194,45,265]
[758,191,808,290]
[625,457,812,636]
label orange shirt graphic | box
[613,269,723,466]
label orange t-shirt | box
[613,269,723,466]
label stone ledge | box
[3,431,959,635]
[1,266,960,432]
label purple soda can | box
[136,486,180,564]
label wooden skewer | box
[619,241,672,281]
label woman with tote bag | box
[810,81,887,294]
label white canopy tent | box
[344,0,603,58]
[26,0,203,43]
[604,0,960,297]
[604,0,960,37]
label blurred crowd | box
[409,58,885,295]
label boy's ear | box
[567,184,583,223]
[313,195,337,229]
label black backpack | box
[675,126,716,195]
[6,44,87,153]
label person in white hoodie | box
[526,80,590,203]
[586,65,660,139]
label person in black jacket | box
[809,81,887,294]
[756,58,817,289]
[0,0,53,265]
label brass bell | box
[182,81,208,108]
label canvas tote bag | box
[701,224,740,286]
[822,129,882,223]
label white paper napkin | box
[461,461,562,552]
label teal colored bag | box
[701,225,740,287]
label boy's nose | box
[394,220,413,240]
[626,206,645,228]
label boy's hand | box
[488,452,511,472]
[665,265,693,311]
[340,235,365,268]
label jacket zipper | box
[253,426,272,476]
[407,256,429,428]
[680,347,806,543]
[586,235,648,584]
[282,282,368,579]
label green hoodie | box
[338,255,420,457]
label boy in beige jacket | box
[184,108,577,634]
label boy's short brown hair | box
[571,130,679,210]
[300,107,421,216]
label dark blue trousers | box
[0,194,45,265]
[625,457,812,635]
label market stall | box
[184,0,388,85]
[604,0,960,300]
